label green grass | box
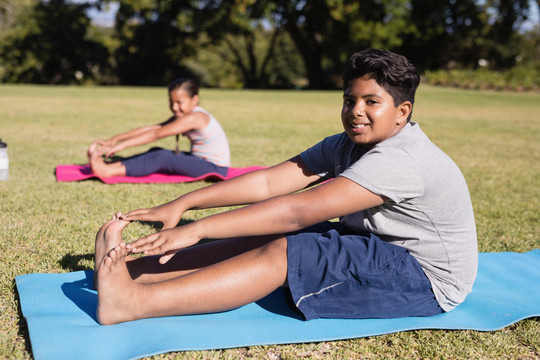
[0,84,538,359]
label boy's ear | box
[397,101,412,124]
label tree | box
[112,0,202,85]
[196,0,302,89]
[0,0,111,84]
[266,0,413,89]
[398,0,533,71]
[483,0,532,69]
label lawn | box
[0,84,538,359]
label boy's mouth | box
[348,122,370,135]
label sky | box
[84,1,119,27]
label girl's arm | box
[122,156,324,229]
[90,117,175,155]
[103,112,209,157]
[105,124,163,145]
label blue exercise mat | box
[16,250,540,360]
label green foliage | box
[112,0,200,86]
[0,0,112,84]
[189,27,304,89]
[0,0,538,88]
[398,0,534,72]
[0,84,538,358]
[423,66,539,91]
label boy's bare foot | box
[93,215,130,288]
[96,243,145,325]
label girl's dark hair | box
[168,78,199,97]
[343,49,420,120]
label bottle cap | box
[0,139,6,148]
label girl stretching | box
[88,78,230,178]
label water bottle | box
[0,139,8,181]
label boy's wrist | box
[184,221,205,246]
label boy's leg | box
[93,217,278,286]
[125,235,280,284]
[96,235,288,325]
[287,229,442,320]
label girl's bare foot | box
[93,215,130,288]
[89,150,109,177]
[96,243,146,325]
[89,151,126,178]
[87,141,100,160]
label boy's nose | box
[353,103,364,117]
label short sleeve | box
[300,134,344,178]
[340,147,424,203]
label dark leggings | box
[121,148,229,177]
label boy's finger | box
[121,209,151,220]
[159,252,176,264]
[126,233,159,252]
[161,221,177,230]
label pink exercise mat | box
[55,164,266,184]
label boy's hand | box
[126,225,200,264]
[121,202,184,230]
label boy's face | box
[341,76,411,147]
[169,87,199,118]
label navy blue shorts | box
[286,222,443,320]
[121,148,228,177]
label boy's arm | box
[127,175,384,263]
[122,156,323,229]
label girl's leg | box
[159,152,228,177]
[123,149,227,177]
[91,147,227,178]
[96,236,288,325]
[89,149,126,177]
[89,147,166,178]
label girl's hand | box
[97,139,117,148]
[121,202,184,230]
[104,143,124,158]
[88,140,115,157]
[126,225,200,264]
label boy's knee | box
[266,236,287,256]
[253,236,287,262]
[257,237,288,286]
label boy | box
[94,48,477,325]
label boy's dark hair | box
[168,78,199,97]
[343,49,420,120]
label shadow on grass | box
[58,253,94,272]
[12,280,33,356]
[58,219,194,272]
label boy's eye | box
[343,99,354,106]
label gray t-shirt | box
[300,122,477,311]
